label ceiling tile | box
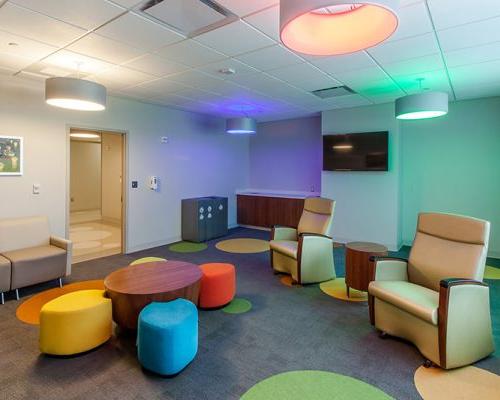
[195,20,275,56]
[68,33,145,64]
[321,66,387,91]
[40,50,113,75]
[243,5,279,41]
[123,53,189,77]
[449,59,500,88]
[108,0,143,8]
[392,69,452,95]
[92,66,155,89]
[10,0,125,30]
[266,63,340,91]
[127,78,190,95]
[215,0,278,17]
[236,44,303,71]
[0,31,57,61]
[437,16,500,52]
[453,81,500,101]
[368,33,439,64]
[444,41,500,68]
[388,1,433,42]
[0,3,86,47]
[0,52,34,71]
[96,12,185,51]
[168,70,225,91]
[308,52,377,75]
[427,0,500,30]
[197,58,258,78]
[155,39,226,67]
[381,54,444,77]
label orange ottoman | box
[198,263,236,309]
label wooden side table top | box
[104,261,202,296]
[346,241,388,254]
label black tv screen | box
[323,132,388,171]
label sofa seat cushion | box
[0,255,11,292]
[4,245,67,290]
[270,240,298,259]
[368,281,439,325]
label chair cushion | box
[269,240,298,259]
[368,281,439,325]
[4,244,66,263]
[0,255,11,292]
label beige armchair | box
[270,197,336,284]
[0,216,72,301]
[368,212,494,369]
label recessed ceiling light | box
[45,77,107,111]
[280,0,399,56]
[8,42,19,46]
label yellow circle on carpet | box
[16,280,105,325]
[414,366,500,400]
[484,265,500,280]
[320,277,367,302]
[130,257,166,266]
[216,238,269,254]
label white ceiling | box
[1,0,500,121]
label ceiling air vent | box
[139,0,237,37]
[311,85,356,99]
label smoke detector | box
[218,68,236,75]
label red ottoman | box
[198,263,236,309]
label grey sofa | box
[0,216,72,303]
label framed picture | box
[0,136,23,176]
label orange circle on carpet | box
[280,275,301,287]
[16,280,105,325]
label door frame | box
[65,124,129,256]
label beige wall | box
[101,132,122,223]
[70,140,101,212]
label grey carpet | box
[0,227,499,400]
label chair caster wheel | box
[423,359,433,368]
[379,331,388,339]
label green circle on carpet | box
[169,241,207,253]
[241,370,393,400]
[484,265,500,280]
[222,298,252,314]
[216,238,269,254]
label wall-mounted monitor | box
[323,131,388,171]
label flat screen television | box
[323,132,388,171]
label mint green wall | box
[401,96,500,257]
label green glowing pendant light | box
[395,79,448,120]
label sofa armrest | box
[297,233,335,284]
[369,256,408,282]
[50,236,72,277]
[271,225,297,241]
[438,278,494,369]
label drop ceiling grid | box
[0,0,499,120]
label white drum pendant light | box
[395,92,449,120]
[45,77,106,111]
[226,117,257,134]
[280,0,399,56]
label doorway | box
[68,128,125,263]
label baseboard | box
[237,224,271,231]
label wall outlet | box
[161,136,169,143]
[132,181,138,188]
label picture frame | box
[0,135,23,176]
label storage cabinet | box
[182,197,228,242]
[237,194,305,229]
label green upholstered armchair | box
[270,197,336,284]
[368,212,494,369]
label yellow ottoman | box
[39,289,112,356]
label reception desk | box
[237,191,318,229]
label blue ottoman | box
[137,299,198,376]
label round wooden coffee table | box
[345,242,388,297]
[104,261,202,330]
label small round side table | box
[345,242,388,298]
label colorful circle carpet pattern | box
[216,238,269,254]
[222,298,252,314]
[484,265,500,280]
[16,280,105,325]
[320,278,368,302]
[414,365,500,400]
[168,241,208,253]
[240,370,393,399]
[130,257,166,265]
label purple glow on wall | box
[249,116,322,193]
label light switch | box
[161,136,169,143]
[33,183,40,194]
